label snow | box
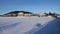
[34,17,60,34]
[0,17,55,34]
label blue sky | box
[0,0,60,14]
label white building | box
[48,15,52,18]
[18,12,24,16]
[18,12,32,16]
[38,13,45,17]
[24,13,32,16]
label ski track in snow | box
[0,17,55,34]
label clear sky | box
[0,0,60,14]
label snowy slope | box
[34,17,60,34]
[0,17,55,34]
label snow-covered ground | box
[34,17,60,34]
[0,17,55,34]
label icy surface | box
[0,17,55,34]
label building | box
[3,11,19,17]
[3,11,32,17]
[38,13,46,17]
[18,11,32,16]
